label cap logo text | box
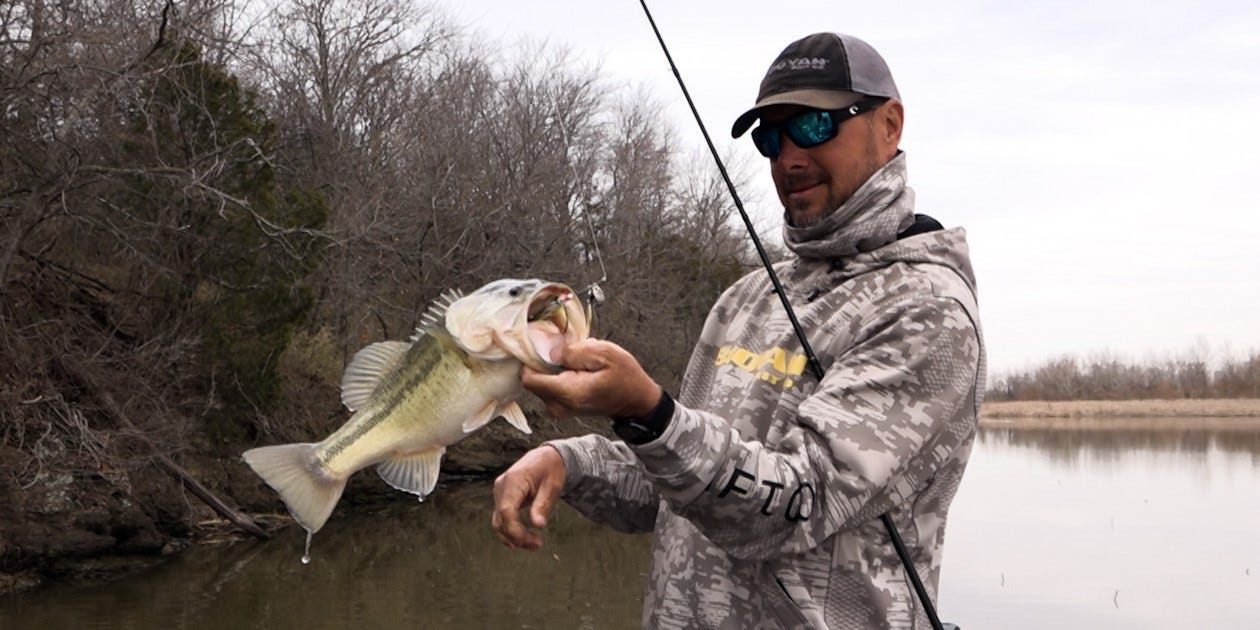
[770,57,829,73]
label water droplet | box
[301,529,314,565]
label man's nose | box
[772,134,810,167]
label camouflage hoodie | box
[549,153,985,629]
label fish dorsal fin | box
[340,340,411,411]
[411,288,465,341]
[376,447,445,500]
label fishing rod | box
[547,91,608,309]
[634,3,947,629]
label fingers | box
[551,339,610,372]
[520,368,577,416]
[523,338,660,418]
[492,472,542,550]
[519,364,557,394]
[491,447,566,551]
[529,473,562,528]
[520,341,611,413]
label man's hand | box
[492,445,566,550]
[522,339,662,419]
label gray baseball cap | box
[731,33,900,138]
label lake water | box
[1,418,1257,629]
[940,417,1260,629]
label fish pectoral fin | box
[461,400,498,433]
[341,340,411,411]
[498,402,531,435]
[376,447,445,500]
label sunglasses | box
[750,97,888,158]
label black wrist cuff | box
[611,390,674,445]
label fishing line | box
[548,93,607,309]
[634,3,947,628]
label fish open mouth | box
[523,288,586,371]
[527,293,570,330]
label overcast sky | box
[436,0,1260,375]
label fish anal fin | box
[499,402,531,435]
[376,447,445,500]
[461,400,498,433]
[340,341,411,411]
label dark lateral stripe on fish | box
[321,330,460,461]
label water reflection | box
[942,417,1260,630]
[0,483,651,630]
[979,417,1260,468]
[2,419,1258,630]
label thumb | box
[554,339,609,372]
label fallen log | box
[60,360,270,541]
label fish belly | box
[315,351,518,479]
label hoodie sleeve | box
[627,295,981,560]
[545,434,661,534]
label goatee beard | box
[789,211,825,228]
[788,200,839,228]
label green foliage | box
[111,41,329,425]
[267,327,344,441]
[278,327,343,389]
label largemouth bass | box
[242,279,590,536]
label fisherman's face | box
[762,101,902,227]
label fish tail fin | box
[242,443,345,533]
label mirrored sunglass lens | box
[789,111,835,147]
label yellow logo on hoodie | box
[714,345,807,389]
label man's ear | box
[876,99,904,161]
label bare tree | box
[989,348,1260,401]
[0,0,759,571]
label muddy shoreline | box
[982,398,1260,419]
[0,414,595,598]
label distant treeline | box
[0,0,763,564]
[987,351,1260,401]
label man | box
[492,32,985,629]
